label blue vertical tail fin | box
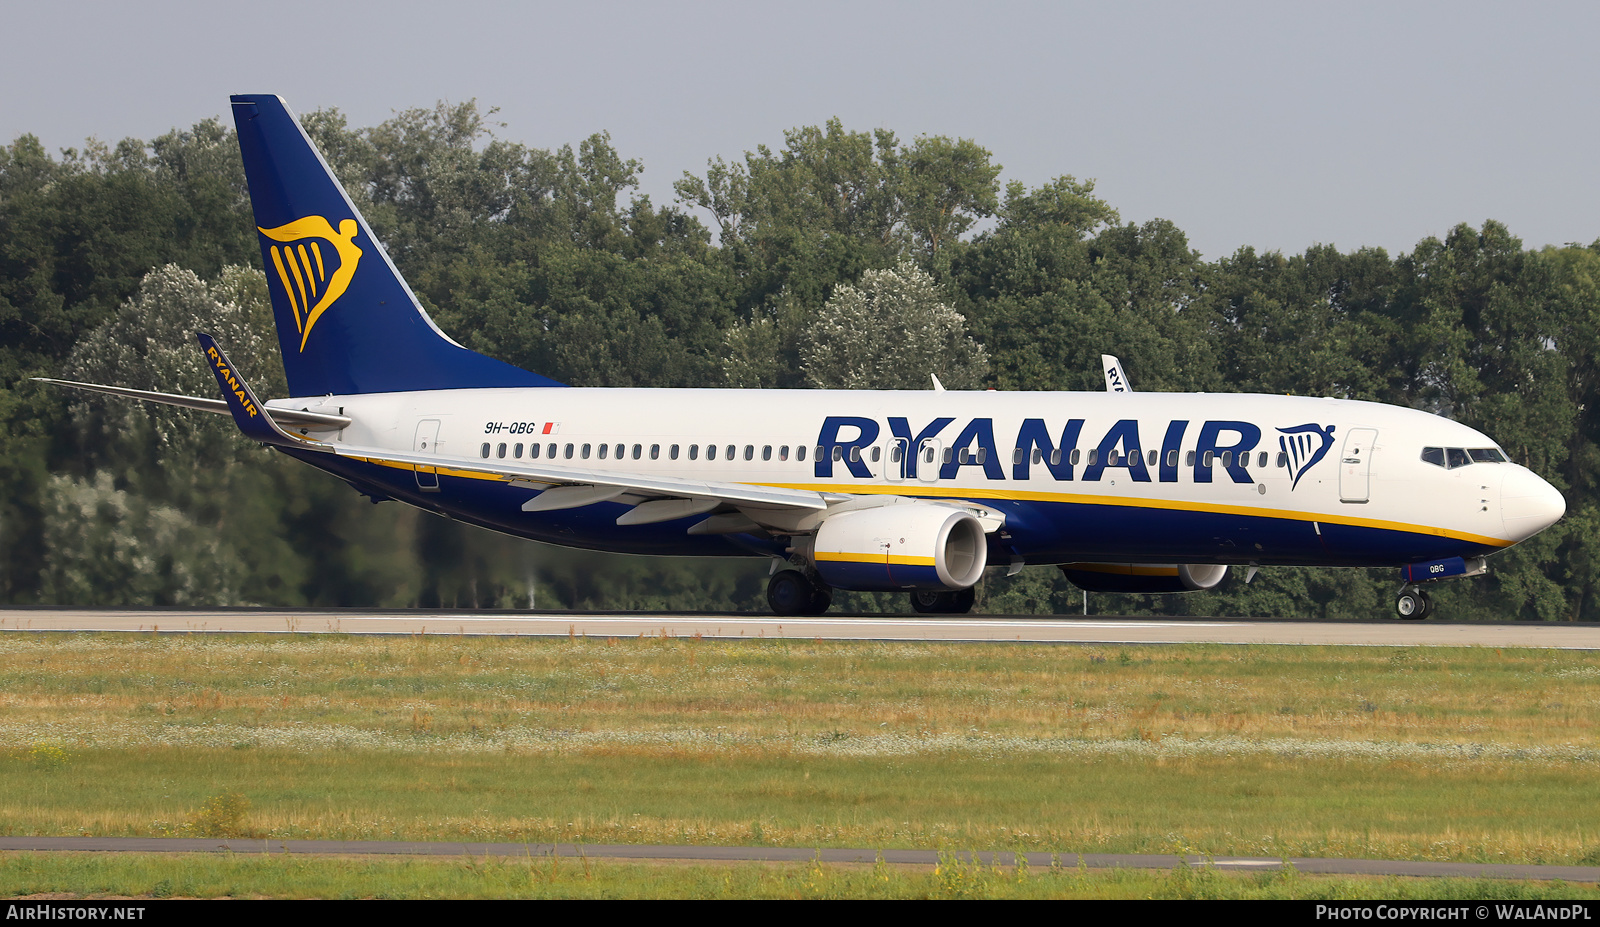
[229,94,563,396]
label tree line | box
[1,101,1593,618]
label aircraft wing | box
[331,442,837,514]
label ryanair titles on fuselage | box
[811,415,1336,487]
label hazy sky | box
[3,0,1595,259]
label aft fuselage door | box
[1339,427,1377,503]
[414,419,441,492]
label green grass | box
[3,852,1598,900]
[1,633,1598,871]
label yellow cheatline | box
[269,247,302,328]
[814,551,937,566]
[334,458,1507,549]
[770,482,1511,548]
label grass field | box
[1,632,1598,890]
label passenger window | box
[1013,448,1023,465]
[1107,449,1120,466]
[548,443,558,459]
[497,443,507,458]
[1258,451,1267,468]
[530,443,541,459]
[1149,450,1158,467]
[1446,448,1471,469]
[745,445,754,461]
[849,447,861,463]
[598,444,608,460]
[707,445,717,460]
[832,446,843,461]
[480,443,491,458]
[870,446,880,462]
[957,448,970,464]
[689,445,698,460]
[1087,449,1098,466]
[924,447,936,464]
[942,447,953,464]
[1032,448,1043,465]
[1069,449,1079,466]
[726,444,735,460]
[581,444,592,459]
[977,448,987,464]
[514,443,523,459]
[890,446,901,463]
[1203,450,1214,467]
[1276,452,1287,468]
[1167,450,1178,468]
[815,446,824,461]
[1186,450,1195,466]
[1050,449,1062,466]
[763,445,773,461]
[798,446,807,462]
[564,443,574,459]
[780,446,790,461]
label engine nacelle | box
[1059,562,1228,594]
[810,503,988,592]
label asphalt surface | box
[0,837,1595,883]
[3,607,1600,648]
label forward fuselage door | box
[414,419,441,492]
[1339,427,1377,503]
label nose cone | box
[1502,466,1566,541]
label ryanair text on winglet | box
[207,345,258,418]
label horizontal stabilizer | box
[32,378,350,429]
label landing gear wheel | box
[1396,589,1432,620]
[909,587,976,614]
[768,570,832,616]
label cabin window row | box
[475,441,1303,471]
[479,442,811,462]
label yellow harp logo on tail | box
[258,217,363,351]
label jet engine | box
[809,503,988,592]
[1059,562,1228,594]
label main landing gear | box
[909,588,976,614]
[1395,586,1433,620]
[767,570,833,616]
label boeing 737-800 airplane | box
[40,95,1567,618]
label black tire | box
[909,587,976,614]
[768,570,813,616]
[1397,590,1428,620]
[805,584,833,616]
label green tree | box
[800,261,988,389]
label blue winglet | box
[197,332,325,450]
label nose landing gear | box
[1395,586,1433,620]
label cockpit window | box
[1423,446,1503,469]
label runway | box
[2,837,1597,883]
[3,608,1599,648]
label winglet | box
[1101,354,1132,393]
[196,332,330,451]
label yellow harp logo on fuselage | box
[259,216,363,352]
